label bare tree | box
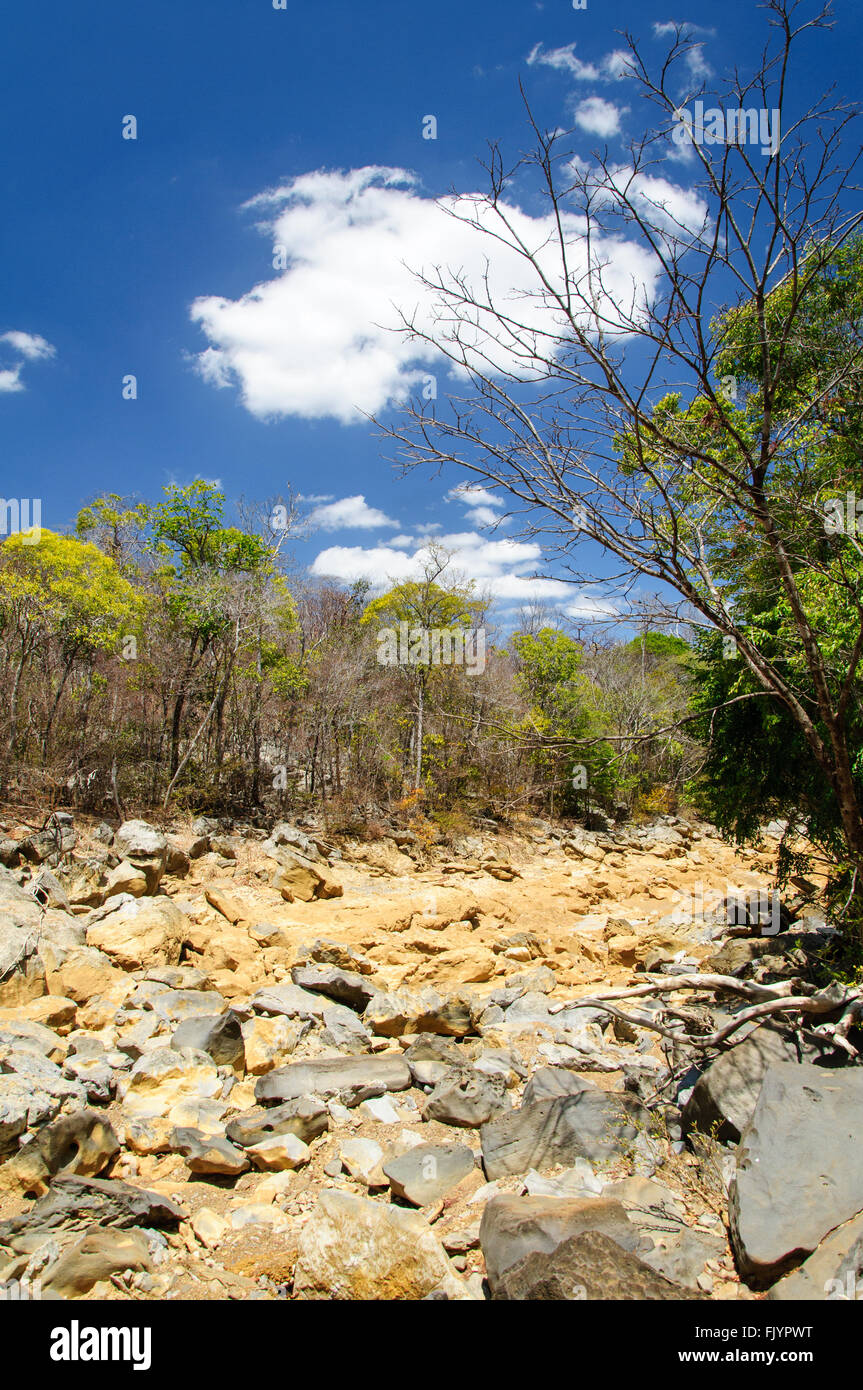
[380,1,863,877]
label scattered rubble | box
[0,807,854,1301]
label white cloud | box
[311,544,420,588]
[528,42,634,83]
[588,165,709,237]
[0,330,56,393]
[310,527,615,618]
[447,484,503,508]
[447,483,508,528]
[652,21,714,38]
[307,494,397,531]
[527,42,600,81]
[0,331,55,361]
[190,166,659,424]
[574,97,627,138]
[0,369,24,394]
[651,22,713,80]
[603,50,634,80]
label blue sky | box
[2,0,861,626]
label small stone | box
[190,1207,227,1248]
[358,1096,402,1125]
[171,1127,250,1176]
[246,1132,311,1171]
[339,1137,386,1187]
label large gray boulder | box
[171,1011,245,1067]
[523,1067,598,1107]
[481,1091,647,1179]
[682,1026,808,1143]
[251,983,328,1022]
[730,1061,863,1285]
[0,1175,184,1254]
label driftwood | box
[550,973,862,1056]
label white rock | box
[246,1132,310,1171]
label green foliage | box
[0,529,141,656]
[510,627,615,812]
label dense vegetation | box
[0,484,696,836]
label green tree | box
[511,627,613,816]
[0,530,140,759]
[360,551,486,788]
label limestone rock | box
[291,964,378,1012]
[251,983,327,1022]
[226,1097,329,1148]
[121,1046,221,1119]
[423,1070,509,1128]
[241,1015,304,1074]
[255,1054,411,1107]
[0,1175,184,1253]
[114,820,168,893]
[769,1210,863,1301]
[41,1227,151,1299]
[338,1136,385,1187]
[104,860,149,899]
[171,1127,250,1176]
[172,1011,246,1068]
[682,1026,808,1144]
[364,989,475,1039]
[523,1067,599,1107]
[269,849,342,902]
[0,1109,120,1195]
[293,1190,471,1300]
[247,1132,310,1171]
[86,896,185,972]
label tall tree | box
[381,2,863,912]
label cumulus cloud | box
[190,166,658,424]
[447,484,508,528]
[307,494,397,531]
[574,96,627,138]
[310,528,616,618]
[581,165,709,239]
[0,330,56,393]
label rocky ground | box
[0,807,857,1301]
